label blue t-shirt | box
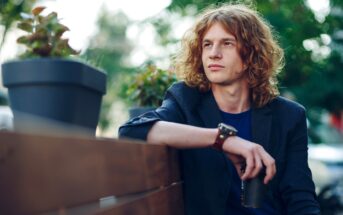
[220,110,278,215]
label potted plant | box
[120,63,178,118]
[1,6,107,135]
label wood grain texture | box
[0,132,182,214]
[96,183,184,215]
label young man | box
[119,4,320,215]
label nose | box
[209,45,222,59]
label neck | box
[212,82,250,114]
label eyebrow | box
[202,38,237,43]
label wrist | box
[222,136,237,152]
[212,123,238,151]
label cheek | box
[231,59,245,74]
[201,51,207,61]
[232,54,244,68]
[201,54,207,68]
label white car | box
[309,143,343,214]
[0,106,13,130]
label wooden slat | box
[96,183,184,215]
[0,132,181,214]
[42,183,184,215]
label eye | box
[202,42,212,48]
[224,41,234,46]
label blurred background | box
[1,0,343,213]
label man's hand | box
[223,136,276,184]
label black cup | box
[241,169,266,208]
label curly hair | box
[173,3,284,108]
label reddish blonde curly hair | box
[173,4,284,108]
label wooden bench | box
[0,132,184,214]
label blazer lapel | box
[197,91,222,128]
[197,90,273,151]
[251,104,272,151]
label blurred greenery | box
[81,9,135,129]
[2,0,342,139]
[0,0,36,52]
[81,0,342,138]
[164,0,343,140]
[119,62,178,107]
[166,0,343,113]
[0,91,7,105]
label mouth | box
[208,64,224,71]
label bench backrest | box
[0,132,183,215]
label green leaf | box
[32,42,51,57]
[17,36,30,44]
[44,12,58,23]
[32,6,46,16]
[28,32,48,42]
[17,22,33,32]
[53,39,80,57]
[54,23,69,38]
[37,15,44,24]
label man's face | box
[201,22,247,87]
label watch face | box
[219,123,237,136]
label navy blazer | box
[119,82,320,215]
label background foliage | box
[1,0,342,140]
[81,9,134,129]
[0,0,36,51]
[119,62,178,107]
[160,0,343,140]
[166,0,343,116]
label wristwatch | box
[213,123,238,151]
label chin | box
[206,76,228,84]
[205,73,222,81]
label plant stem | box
[0,25,9,55]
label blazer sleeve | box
[279,108,321,214]
[118,91,186,141]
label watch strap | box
[213,123,237,151]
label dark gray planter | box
[1,58,107,135]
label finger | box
[227,153,245,177]
[264,160,276,184]
[258,148,276,184]
[241,153,254,180]
[233,163,244,178]
[250,149,262,178]
[229,154,245,178]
